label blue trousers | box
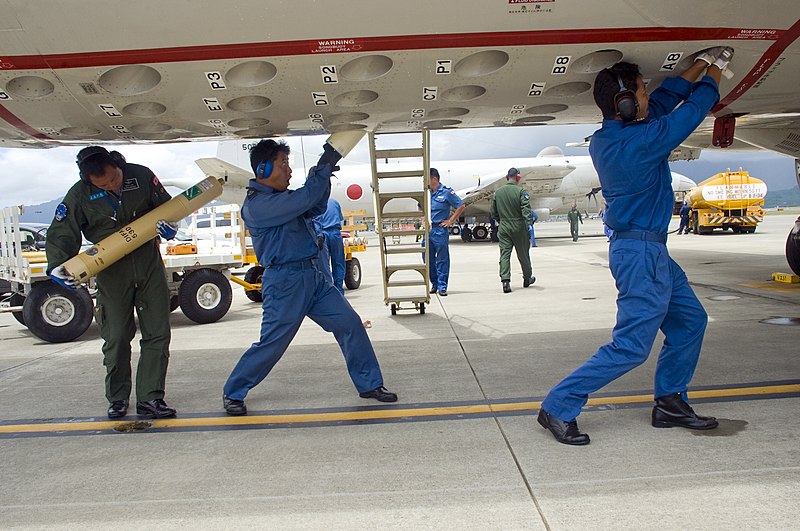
[541,239,708,421]
[223,260,384,400]
[428,226,451,291]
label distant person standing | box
[567,205,583,241]
[314,197,346,295]
[678,200,692,234]
[528,209,539,247]
[427,168,464,297]
[602,204,614,241]
[491,168,535,293]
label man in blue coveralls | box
[314,197,346,294]
[428,168,464,297]
[222,140,397,416]
[537,47,734,445]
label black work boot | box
[502,280,512,293]
[652,393,718,430]
[537,409,590,445]
[136,399,177,419]
[223,396,247,416]
[107,400,129,419]
[523,276,536,288]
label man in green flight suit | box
[490,168,535,293]
[46,146,178,420]
[567,205,583,241]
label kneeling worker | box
[46,146,178,420]
[222,139,397,416]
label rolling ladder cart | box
[368,131,431,315]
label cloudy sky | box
[1,124,797,209]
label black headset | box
[76,146,124,182]
[614,74,639,122]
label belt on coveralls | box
[611,230,667,244]
[265,258,318,269]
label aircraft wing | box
[459,162,576,215]
[0,2,798,159]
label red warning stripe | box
[0,26,788,70]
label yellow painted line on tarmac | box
[739,281,800,293]
[1,384,798,435]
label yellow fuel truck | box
[686,169,767,234]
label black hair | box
[593,62,641,120]
[249,139,290,176]
[430,168,440,179]
[76,146,118,181]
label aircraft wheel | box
[22,281,93,343]
[473,226,488,240]
[461,227,472,242]
[390,303,397,316]
[243,265,264,302]
[345,257,361,290]
[10,293,26,326]
[179,269,232,324]
[450,225,460,235]
[787,218,800,276]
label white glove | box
[695,47,725,67]
[156,219,178,240]
[712,47,735,71]
[50,265,79,290]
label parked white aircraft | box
[185,140,696,242]
[0,1,797,263]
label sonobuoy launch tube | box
[62,176,223,282]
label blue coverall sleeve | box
[246,164,333,228]
[643,76,720,161]
[447,189,464,209]
[646,76,692,119]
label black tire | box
[243,265,264,303]
[787,220,800,276]
[10,293,25,326]
[473,226,488,240]
[169,295,180,313]
[732,225,741,234]
[179,269,232,324]
[461,227,472,242]
[22,281,93,343]
[344,257,361,290]
[390,303,397,316]
[450,225,460,235]
[747,226,757,234]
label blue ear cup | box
[257,160,273,178]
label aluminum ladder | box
[368,131,430,315]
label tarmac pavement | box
[1,213,798,529]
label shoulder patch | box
[523,192,530,200]
[54,203,68,222]
[122,177,139,192]
[152,174,160,186]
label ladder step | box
[386,280,427,287]
[376,170,424,179]
[374,148,424,159]
[380,211,424,220]
[384,246,425,255]
[377,191,426,202]
[386,296,429,304]
[378,229,425,237]
[385,264,427,274]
